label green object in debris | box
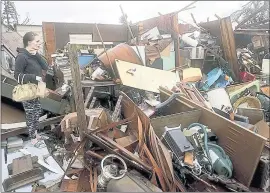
[208,143,233,179]
[188,123,233,179]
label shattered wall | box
[42,22,130,62]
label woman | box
[14,32,48,147]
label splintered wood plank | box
[69,44,87,138]
[12,155,33,175]
[60,180,79,192]
[77,169,91,192]
[115,59,177,93]
[84,87,95,108]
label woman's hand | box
[36,76,43,82]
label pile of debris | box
[1,1,269,192]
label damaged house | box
[1,1,269,192]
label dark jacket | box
[14,48,48,84]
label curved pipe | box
[155,92,183,110]
[188,123,212,163]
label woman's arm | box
[35,53,49,71]
[14,54,37,84]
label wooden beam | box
[172,13,180,71]
[84,87,95,108]
[214,14,221,20]
[69,44,88,139]
[219,17,239,81]
[234,31,269,36]
[190,13,197,25]
[172,1,198,16]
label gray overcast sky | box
[14,1,248,25]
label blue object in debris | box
[202,68,223,91]
[202,67,232,91]
[214,74,232,88]
[78,55,95,68]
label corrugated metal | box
[42,22,56,64]
[2,32,23,56]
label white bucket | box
[181,33,198,47]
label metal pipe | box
[95,23,117,78]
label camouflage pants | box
[22,98,42,139]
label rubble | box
[1,1,270,192]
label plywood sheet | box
[115,60,177,93]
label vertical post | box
[172,13,181,70]
[119,5,145,66]
[219,17,239,81]
[68,44,87,139]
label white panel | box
[69,34,93,44]
[131,46,146,65]
[141,27,160,41]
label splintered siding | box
[42,22,56,65]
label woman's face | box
[28,35,41,51]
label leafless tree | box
[2,0,31,30]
